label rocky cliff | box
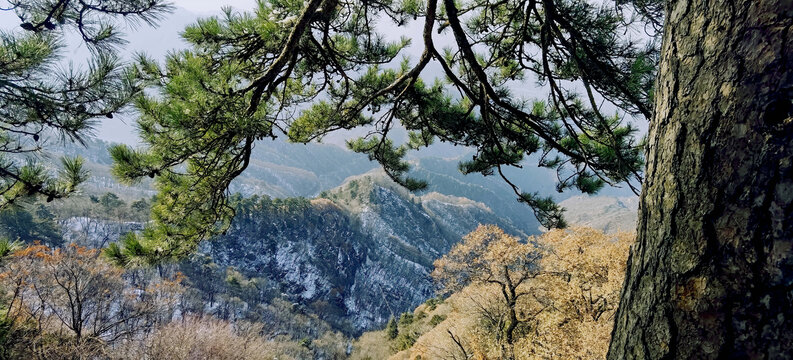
[199,175,524,334]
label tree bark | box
[608,1,793,359]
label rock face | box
[201,175,525,334]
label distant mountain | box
[409,157,554,235]
[559,195,639,233]
[45,137,376,199]
[45,137,574,234]
[237,140,377,198]
[47,135,638,233]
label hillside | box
[41,173,526,338]
[198,175,525,335]
[558,195,639,233]
[46,137,377,199]
[351,227,635,360]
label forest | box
[0,0,791,359]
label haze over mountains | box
[3,2,639,341]
[46,135,638,338]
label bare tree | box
[0,244,182,359]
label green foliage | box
[393,331,417,352]
[348,180,359,199]
[47,192,151,223]
[111,0,658,261]
[347,138,428,191]
[0,0,169,207]
[0,206,62,247]
[386,317,399,340]
[428,314,447,327]
[0,156,90,208]
[0,313,30,360]
[424,297,443,311]
[399,312,415,326]
[518,192,568,229]
[0,315,11,359]
[99,193,125,209]
[0,238,21,260]
[130,198,151,217]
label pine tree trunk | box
[608,1,793,358]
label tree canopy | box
[400,225,632,359]
[107,0,662,264]
[0,0,169,207]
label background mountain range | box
[3,3,639,345]
[43,136,638,338]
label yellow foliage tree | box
[420,226,632,360]
[518,228,631,359]
[432,225,541,359]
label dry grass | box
[113,316,310,360]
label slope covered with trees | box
[353,225,632,360]
[175,174,527,334]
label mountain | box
[409,156,553,235]
[52,171,527,336]
[42,135,639,338]
[558,195,639,233]
[45,137,567,235]
[198,174,525,335]
[45,137,376,199]
[236,140,377,197]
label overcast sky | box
[0,0,639,197]
[170,0,255,13]
[0,1,645,150]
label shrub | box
[398,312,414,326]
[386,317,399,339]
[428,314,447,327]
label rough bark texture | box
[608,1,793,359]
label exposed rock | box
[202,175,525,334]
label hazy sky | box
[0,1,639,197]
[171,0,255,13]
[0,1,646,148]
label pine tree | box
[386,316,398,340]
[0,0,169,207]
[107,0,656,264]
